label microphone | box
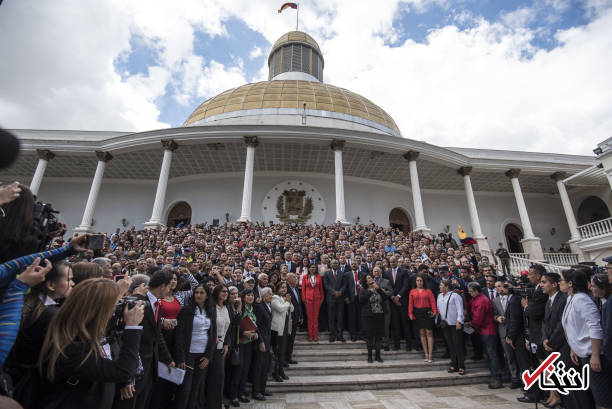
[0,128,20,170]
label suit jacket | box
[505,293,526,343]
[323,269,347,302]
[285,261,297,273]
[384,267,409,305]
[543,292,568,351]
[493,294,509,338]
[287,285,302,324]
[374,276,394,312]
[359,263,374,276]
[603,295,612,362]
[173,302,216,366]
[524,285,547,344]
[135,294,172,382]
[344,269,362,303]
[254,302,273,350]
[301,274,324,304]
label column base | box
[143,220,164,230]
[475,236,491,253]
[73,225,94,235]
[413,225,431,234]
[335,218,350,226]
[568,239,586,262]
[236,216,251,223]
[520,237,544,261]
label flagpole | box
[296,3,299,31]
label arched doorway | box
[504,223,524,253]
[577,196,610,225]
[389,208,411,232]
[166,201,192,227]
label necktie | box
[547,298,552,309]
[154,300,160,322]
[490,290,494,301]
[354,271,360,295]
[392,269,397,284]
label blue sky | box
[1,0,611,154]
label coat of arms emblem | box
[276,189,313,224]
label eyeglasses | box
[220,290,228,293]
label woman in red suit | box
[301,264,324,342]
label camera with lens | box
[32,201,62,250]
[511,285,535,298]
[108,296,150,337]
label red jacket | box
[469,293,497,336]
[301,274,324,303]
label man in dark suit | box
[384,256,412,351]
[523,265,547,353]
[323,259,347,342]
[344,261,362,342]
[359,254,375,276]
[253,288,273,401]
[603,256,612,363]
[285,273,303,364]
[493,280,520,388]
[284,252,297,273]
[127,270,174,409]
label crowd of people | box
[0,182,611,409]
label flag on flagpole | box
[278,2,298,13]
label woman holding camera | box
[173,284,215,409]
[270,281,294,382]
[436,279,465,375]
[408,275,438,363]
[561,268,612,409]
[37,278,144,409]
[359,274,387,363]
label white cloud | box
[0,0,611,155]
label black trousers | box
[230,343,254,400]
[172,352,208,409]
[252,348,271,395]
[442,324,465,370]
[285,324,298,361]
[205,349,225,409]
[327,297,344,338]
[271,330,287,376]
[346,299,361,340]
[390,302,412,347]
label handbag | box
[437,293,452,329]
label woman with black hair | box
[561,268,612,409]
[173,284,215,409]
[270,281,293,382]
[0,184,39,263]
[229,289,258,406]
[359,274,387,363]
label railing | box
[543,253,579,266]
[509,253,529,259]
[578,217,612,239]
[482,250,563,276]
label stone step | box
[284,358,489,376]
[293,339,447,350]
[264,369,491,392]
[291,348,469,361]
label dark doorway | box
[389,208,411,232]
[577,196,610,225]
[166,201,192,227]
[504,223,524,253]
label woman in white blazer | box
[270,281,294,382]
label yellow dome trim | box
[183,80,400,135]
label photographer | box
[37,278,145,409]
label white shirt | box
[147,291,159,310]
[548,291,558,307]
[436,292,464,325]
[190,307,211,353]
[215,305,231,349]
[562,292,603,358]
[486,288,497,301]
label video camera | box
[32,201,62,250]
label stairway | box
[266,332,491,393]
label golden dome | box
[271,31,322,58]
[183,80,400,135]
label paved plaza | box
[240,384,533,409]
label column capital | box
[550,171,567,182]
[330,139,345,151]
[457,166,472,177]
[402,150,420,162]
[36,149,55,161]
[505,168,521,179]
[244,136,259,148]
[161,139,178,152]
[95,151,113,162]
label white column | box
[551,172,585,259]
[29,149,55,196]
[237,136,258,223]
[505,169,544,260]
[74,151,112,234]
[144,140,178,229]
[458,167,489,252]
[403,151,430,232]
[331,140,349,225]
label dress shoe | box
[517,396,537,403]
[392,346,400,351]
[329,337,336,343]
[239,397,250,403]
[254,394,266,401]
[405,344,412,352]
[262,391,273,396]
[288,359,298,364]
[384,346,390,351]
[338,336,346,342]
[272,375,283,382]
[283,363,289,368]
[230,399,240,407]
[509,381,521,389]
[488,380,503,389]
[281,374,289,380]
